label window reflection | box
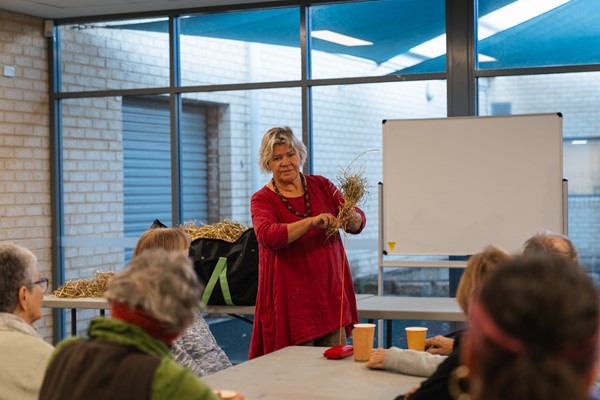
[310,0,446,78]
[477,0,600,69]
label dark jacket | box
[39,317,219,400]
[397,333,464,400]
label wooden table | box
[43,295,256,335]
[43,294,376,336]
[44,294,462,340]
[356,296,464,321]
[203,345,423,400]
[356,296,464,348]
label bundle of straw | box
[327,150,374,238]
[181,220,250,242]
[53,271,115,298]
[337,166,367,225]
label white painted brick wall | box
[0,10,53,344]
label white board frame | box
[381,113,564,256]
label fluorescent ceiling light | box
[405,0,570,61]
[409,34,446,58]
[571,140,588,145]
[478,53,497,62]
[479,0,571,39]
[311,30,372,47]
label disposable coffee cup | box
[352,323,376,361]
[405,327,428,351]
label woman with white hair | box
[0,242,54,400]
[249,126,366,359]
[39,249,231,400]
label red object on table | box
[323,345,354,359]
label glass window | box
[310,0,446,79]
[59,19,170,92]
[179,8,301,85]
[312,80,447,291]
[477,0,600,70]
[61,94,173,275]
[478,72,600,276]
[180,87,301,225]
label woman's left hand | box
[424,336,454,355]
[365,348,388,369]
[346,212,362,232]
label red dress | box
[248,174,366,359]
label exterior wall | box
[0,10,53,341]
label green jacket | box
[47,318,220,400]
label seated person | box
[0,242,54,400]
[421,229,579,359]
[522,230,579,261]
[461,255,598,400]
[39,250,240,400]
[133,227,232,376]
[366,246,511,400]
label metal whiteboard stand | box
[376,179,568,348]
[563,178,569,235]
[376,183,466,347]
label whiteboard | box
[382,114,564,256]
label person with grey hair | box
[249,126,366,359]
[134,226,232,377]
[522,230,579,262]
[39,249,236,400]
[0,242,54,400]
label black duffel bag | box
[189,228,259,306]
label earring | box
[448,365,471,400]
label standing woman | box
[249,126,366,359]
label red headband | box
[110,301,182,346]
[469,299,525,355]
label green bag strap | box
[218,263,234,306]
[201,257,228,305]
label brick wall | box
[0,10,53,341]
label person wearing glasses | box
[0,242,54,400]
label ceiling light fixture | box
[311,30,372,47]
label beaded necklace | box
[271,173,312,218]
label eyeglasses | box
[32,277,49,293]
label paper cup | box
[214,389,239,400]
[405,327,428,351]
[352,323,376,361]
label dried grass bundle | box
[327,149,376,238]
[336,165,368,229]
[182,220,250,242]
[53,271,115,298]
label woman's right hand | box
[365,348,388,369]
[312,213,339,230]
